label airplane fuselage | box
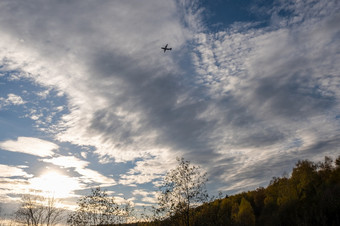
[161,44,172,52]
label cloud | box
[0,137,58,157]
[192,0,340,190]
[0,93,25,108]
[132,189,157,204]
[0,164,84,207]
[0,0,197,163]
[28,171,84,199]
[41,155,88,169]
[0,178,30,203]
[0,0,339,199]
[5,93,25,105]
[119,151,179,186]
[0,164,32,178]
[77,168,116,186]
[41,155,116,186]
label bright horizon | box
[0,0,339,216]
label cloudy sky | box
[0,0,339,213]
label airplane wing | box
[161,44,170,52]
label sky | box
[0,0,339,215]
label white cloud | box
[0,171,83,209]
[0,93,26,108]
[77,167,116,186]
[132,189,157,204]
[80,151,87,159]
[41,155,116,186]
[6,93,25,105]
[36,89,50,99]
[0,164,32,178]
[41,155,88,169]
[119,152,179,186]
[27,171,85,199]
[0,178,30,202]
[0,137,58,157]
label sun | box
[29,170,81,199]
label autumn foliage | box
[136,155,340,226]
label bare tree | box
[67,187,132,226]
[44,197,65,226]
[15,194,44,226]
[15,193,64,226]
[157,157,208,226]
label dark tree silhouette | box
[67,187,132,226]
[15,193,64,226]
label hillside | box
[121,156,340,226]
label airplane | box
[161,44,172,53]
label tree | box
[157,157,208,226]
[336,156,340,169]
[44,197,65,226]
[235,198,255,226]
[290,160,319,201]
[15,193,64,226]
[67,187,132,226]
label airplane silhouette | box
[161,44,172,53]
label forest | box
[132,156,340,226]
[1,155,339,226]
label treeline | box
[2,155,339,225]
[138,156,340,226]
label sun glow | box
[29,170,81,199]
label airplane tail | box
[169,48,172,50]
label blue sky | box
[0,0,339,215]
